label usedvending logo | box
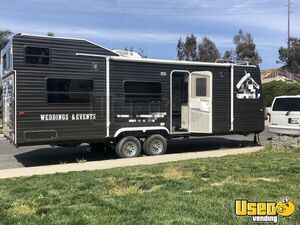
[235,198,297,223]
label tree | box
[198,37,220,62]
[0,30,13,68]
[183,34,197,61]
[222,50,234,61]
[0,30,13,51]
[177,37,185,60]
[0,29,12,103]
[262,81,300,106]
[47,32,55,37]
[233,29,262,65]
[278,37,300,73]
[177,34,220,62]
[176,34,198,61]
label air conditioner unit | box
[112,50,142,59]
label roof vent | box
[112,50,142,59]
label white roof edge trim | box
[19,33,118,56]
[110,56,257,67]
[76,53,109,58]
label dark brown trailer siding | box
[109,59,232,136]
[233,66,264,133]
[12,34,117,145]
[10,34,264,146]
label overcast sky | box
[0,0,299,69]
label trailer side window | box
[124,81,161,103]
[25,47,50,65]
[47,78,93,103]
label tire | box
[143,134,167,156]
[116,136,142,158]
[89,143,105,153]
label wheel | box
[143,134,167,156]
[89,142,105,153]
[116,136,141,158]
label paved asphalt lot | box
[0,128,271,170]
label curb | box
[0,146,263,179]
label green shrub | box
[262,81,300,106]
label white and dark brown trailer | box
[1,34,264,157]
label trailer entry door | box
[2,73,15,142]
[189,72,212,133]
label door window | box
[192,76,209,98]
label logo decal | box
[235,198,297,223]
[236,70,261,99]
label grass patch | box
[0,146,299,225]
[76,158,87,164]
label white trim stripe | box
[110,56,257,68]
[14,71,17,144]
[114,127,170,137]
[76,53,110,58]
[106,58,110,137]
[230,65,234,131]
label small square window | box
[25,46,50,65]
[196,78,207,97]
[192,77,209,98]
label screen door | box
[189,72,212,133]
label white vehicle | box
[269,96,300,136]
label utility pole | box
[288,0,291,49]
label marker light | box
[18,112,25,117]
